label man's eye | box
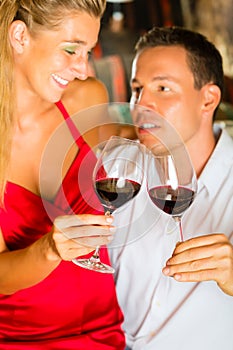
[132,86,141,96]
[158,86,170,92]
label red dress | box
[0,101,125,349]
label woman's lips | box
[51,73,69,88]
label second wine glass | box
[73,136,145,273]
[147,153,197,241]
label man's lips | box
[138,123,161,134]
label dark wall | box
[102,0,184,33]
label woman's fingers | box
[61,223,115,239]
[52,232,95,260]
[51,214,116,261]
[54,214,113,230]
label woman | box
[0,0,125,348]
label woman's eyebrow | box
[64,39,98,49]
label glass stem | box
[90,246,100,263]
[174,216,184,242]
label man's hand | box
[163,234,233,296]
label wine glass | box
[147,152,197,241]
[73,135,145,273]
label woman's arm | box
[0,214,114,295]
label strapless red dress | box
[0,101,125,349]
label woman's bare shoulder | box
[62,77,108,115]
[0,228,8,253]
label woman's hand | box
[49,214,115,261]
[162,234,233,296]
[0,214,115,294]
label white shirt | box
[109,126,233,350]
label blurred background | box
[88,0,233,122]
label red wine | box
[95,178,141,213]
[149,185,194,216]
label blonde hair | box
[0,0,106,205]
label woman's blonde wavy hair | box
[0,0,106,205]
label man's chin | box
[139,136,168,155]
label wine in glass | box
[73,136,144,273]
[147,153,197,241]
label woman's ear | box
[8,20,29,54]
[201,83,221,116]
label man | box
[110,27,233,350]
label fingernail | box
[106,216,113,223]
[109,226,116,233]
[162,267,170,275]
[174,274,181,281]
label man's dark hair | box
[135,26,224,97]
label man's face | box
[130,45,205,152]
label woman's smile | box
[51,73,69,88]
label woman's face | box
[12,12,100,103]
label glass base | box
[72,256,115,274]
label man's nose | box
[136,88,159,113]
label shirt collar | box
[198,125,233,199]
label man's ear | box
[201,83,221,116]
[8,20,29,54]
